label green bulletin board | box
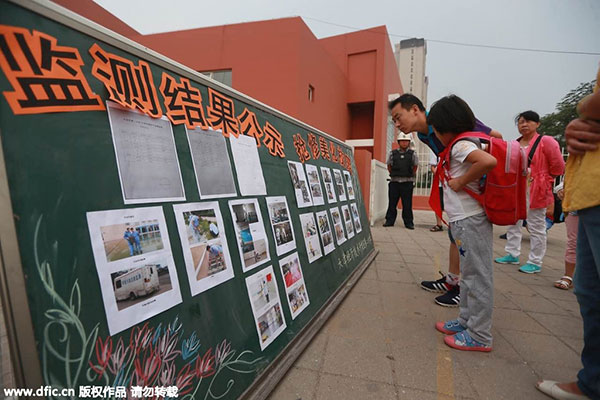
[0,1,376,398]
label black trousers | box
[385,181,414,226]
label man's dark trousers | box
[385,181,414,227]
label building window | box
[200,69,232,87]
[308,84,315,102]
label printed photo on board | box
[288,161,313,208]
[245,266,287,350]
[315,210,335,255]
[333,169,347,201]
[320,166,337,204]
[87,206,182,336]
[256,304,286,349]
[343,170,355,200]
[279,253,309,319]
[111,262,172,311]
[173,202,235,297]
[288,284,309,317]
[330,207,347,245]
[229,199,271,272]
[266,196,297,256]
[299,213,322,263]
[350,203,363,233]
[341,205,355,239]
[100,220,164,263]
[280,252,302,287]
[278,252,310,319]
[305,164,325,206]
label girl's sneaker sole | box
[444,335,492,352]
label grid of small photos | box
[86,102,364,350]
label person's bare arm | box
[567,87,600,155]
[489,129,503,139]
[447,149,497,192]
[565,119,600,155]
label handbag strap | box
[527,135,543,167]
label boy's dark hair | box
[514,110,540,124]
[426,95,475,134]
[388,93,426,112]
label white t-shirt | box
[443,140,485,222]
[429,151,442,188]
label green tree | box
[539,80,595,147]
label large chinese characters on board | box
[0,10,373,400]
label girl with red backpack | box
[427,95,497,352]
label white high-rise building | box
[394,38,428,107]
[394,38,428,156]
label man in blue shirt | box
[388,94,502,307]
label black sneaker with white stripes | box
[434,285,460,307]
[420,272,452,293]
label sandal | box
[430,225,443,232]
[554,276,573,290]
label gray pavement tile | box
[396,246,429,256]
[385,315,440,349]
[558,335,584,355]
[375,260,408,271]
[315,373,397,400]
[362,266,378,280]
[492,308,550,334]
[550,298,582,317]
[325,302,386,341]
[492,278,536,297]
[352,276,382,295]
[500,330,581,369]
[529,283,578,302]
[493,291,521,310]
[454,356,547,400]
[487,328,523,362]
[390,341,439,390]
[505,293,572,315]
[378,269,416,284]
[390,341,478,399]
[401,255,434,265]
[376,244,402,254]
[321,335,394,384]
[377,252,405,262]
[396,387,439,400]
[511,273,558,287]
[267,367,318,400]
[336,291,382,313]
[528,361,581,386]
[294,334,328,371]
[528,312,583,339]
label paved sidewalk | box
[268,210,582,400]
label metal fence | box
[411,145,569,197]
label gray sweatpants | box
[450,212,494,346]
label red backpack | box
[429,131,528,226]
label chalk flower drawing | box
[35,215,263,399]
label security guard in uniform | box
[384,132,418,229]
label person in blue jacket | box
[131,228,142,255]
[123,228,135,256]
